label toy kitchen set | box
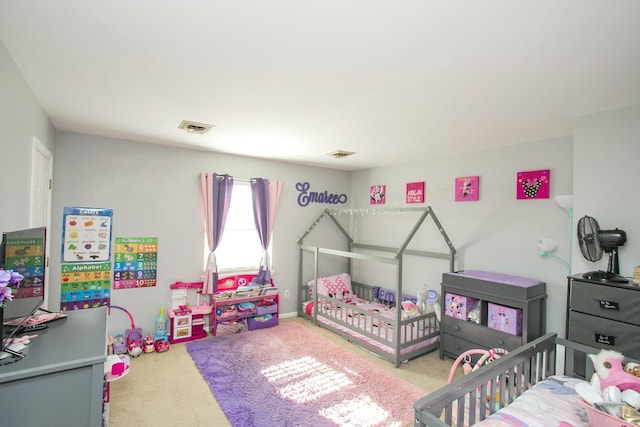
[168,281,212,344]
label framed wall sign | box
[455,176,479,201]
[516,169,550,199]
[406,181,425,204]
[370,185,386,204]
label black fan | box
[577,215,628,283]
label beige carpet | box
[108,317,457,427]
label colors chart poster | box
[60,206,114,311]
[61,207,113,262]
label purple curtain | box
[250,178,283,284]
[200,173,234,294]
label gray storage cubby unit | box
[440,270,546,360]
[566,274,640,378]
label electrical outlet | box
[284,290,290,299]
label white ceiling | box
[1,1,639,171]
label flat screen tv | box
[1,226,46,351]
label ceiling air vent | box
[327,150,355,159]
[178,120,214,135]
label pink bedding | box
[474,376,589,427]
[309,296,439,357]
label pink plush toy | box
[589,349,640,393]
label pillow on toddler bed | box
[307,273,353,300]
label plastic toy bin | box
[581,398,636,427]
[247,315,278,331]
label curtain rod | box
[198,173,256,183]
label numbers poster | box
[3,233,45,299]
[60,262,112,311]
[113,237,158,289]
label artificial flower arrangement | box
[0,269,24,308]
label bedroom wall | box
[51,132,350,334]
[349,103,640,339]
[349,136,574,337]
[572,104,640,277]
[0,39,56,231]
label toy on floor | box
[108,305,143,357]
[126,328,143,357]
[153,306,170,353]
[143,335,155,353]
[112,333,127,355]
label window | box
[204,183,269,273]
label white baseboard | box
[279,311,298,319]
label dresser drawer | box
[442,316,522,350]
[570,280,640,325]
[568,311,640,359]
[442,334,481,357]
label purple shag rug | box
[186,322,425,427]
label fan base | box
[582,270,629,284]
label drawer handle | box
[454,326,461,331]
[497,339,504,346]
[454,344,460,350]
[599,300,620,311]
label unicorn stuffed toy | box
[417,285,442,322]
[589,350,640,393]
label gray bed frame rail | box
[297,207,456,368]
[413,333,605,426]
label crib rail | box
[414,333,557,427]
[413,333,612,427]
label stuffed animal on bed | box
[589,349,640,393]
[417,285,441,322]
[576,350,640,408]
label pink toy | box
[589,349,640,393]
[143,335,155,353]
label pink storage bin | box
[581,398,636,427]
[444,292,479,320]
[487,302,523,336]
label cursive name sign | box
[296,182,348,207]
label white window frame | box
[203,183,271,275]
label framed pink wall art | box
[455,176,479,201]
[406,181,424,204]
[370,185,386,204]
[516,169,550,199]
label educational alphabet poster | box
[113,237,158,289]
[60,262,111,311]
[60,206,113,311]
